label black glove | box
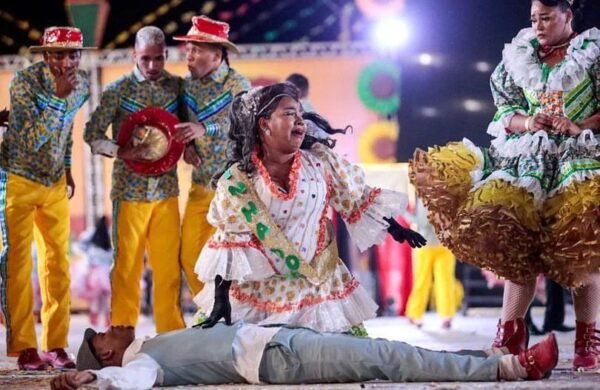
[384,217,427,248]
[197,275,232,328]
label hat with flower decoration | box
[173,15,239,54]
[29,26,96,52]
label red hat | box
[117,107,184,176]
[173,15,239,54]
[29,26,96,52]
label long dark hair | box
[532,0,587,31]
[212,82,300,186]
[301,111,350,150]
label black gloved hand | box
[384,216,427,248]
[198,275,232,328]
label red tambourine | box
[117,107,184,176]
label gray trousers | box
[259,328,499,383]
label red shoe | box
[17,348,48,371]
[573,321,599,371]
[40,348,76,369]
[518,332,559,380]
[492,318,529,355]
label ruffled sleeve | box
[193,176,277,283]
[487,62,528,138]
[309,143,408,252]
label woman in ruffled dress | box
[411,0,599,370]
[193,82,425,334]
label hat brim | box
[117,107,184,176]
[76,328,102,371]
[29,46,97,53]
[173,36,239,54]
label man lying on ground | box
[50,322,558,389]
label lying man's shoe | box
[518,332,559,380]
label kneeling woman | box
[193,82,425,334]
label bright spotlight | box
[420,107,438,117]
[463,99,485,112]
[418,53,433,66]
[475,61,492,73]
[372,17,410,51]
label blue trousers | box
[260,328,499,383]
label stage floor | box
[1,307,598,389]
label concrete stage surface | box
[1,308,598,389]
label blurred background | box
[0,0,598,322]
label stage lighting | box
[372,17,410,51]
[463,99,485,112]
[418,53,433,66]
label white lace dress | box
[192,143,408,332]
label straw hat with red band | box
[117,107,185,176]
[30,26,96,52]
[173,15,239,54]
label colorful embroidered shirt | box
[1,61,90,186]
[84,67,184,201]
[183,62,250,187]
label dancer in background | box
[73,217,113,327]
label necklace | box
[539,32,576,61]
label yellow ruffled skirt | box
[410,141,600,287]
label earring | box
[262,127,271,135]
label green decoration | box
[271,248,285,259]
[66,0,109,47]
[347,324,369,337]
[241,201,258,222]
[228,182,247,196]
[256,222,270,241]
[357,60,401,115]
[285,255,301,270]
[224,168,232,179]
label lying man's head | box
[76,326,135,369]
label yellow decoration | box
[357,121,399,163]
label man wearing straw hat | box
[0,26,94,370]
[84,26,186,335]
[172,15,251,299]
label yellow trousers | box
[0,172,70,356]
[406,245,457,320]
[180,184,215,296]
[111,197,185,333]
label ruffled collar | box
[251,149,302,201]
[502,27,600,92]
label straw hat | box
[173,15,239,54]
[117,107,185,176]
[29,26,96,52]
